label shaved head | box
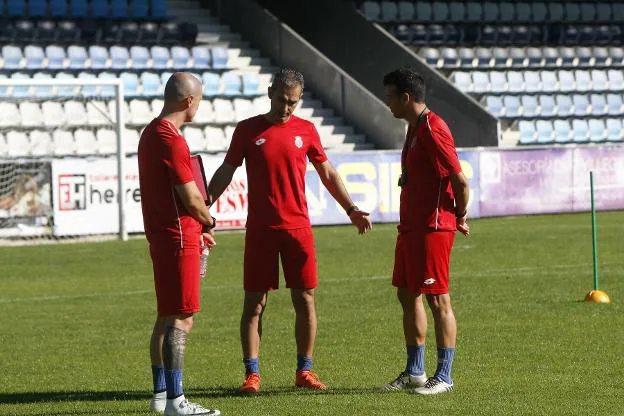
[164,72,203,102]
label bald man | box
[138,73,220,416]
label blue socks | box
[165,369,184,399]
[297,355,313,372]
[405,344,425,376]
[434,347,455,384]
[244,357,259,374]
[151,365,166,393]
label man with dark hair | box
[208,67,372,393]
[380,68,470,395]
[138,72,220,415]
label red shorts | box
[244,227,318,292]
[149,242,201,315]
[392,230,455,295]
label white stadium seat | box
[0,103,21,127]
[129,99,153,125]
[75,128,99,155]
[183,126,205,152]
[6,131,31,157]
[193,100,215,123]
[52,129,75,155]
[205,126,227,152]
[65,101,88,126]
[19,102,44,128]
[42,102,67,128]
[233,98,254,122]
[97,128,117,154]
[213,99,235,123]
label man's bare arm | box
[174,181,214,227]
[449,171,470,236]
[207,163,237,205]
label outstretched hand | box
[457,217,470,236]
[349,210,372,235]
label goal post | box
[0,77,129,243]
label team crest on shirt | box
[424,278,436,285]
[294,136,303,148]
[255,138,266,146]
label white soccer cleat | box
[164,395,221,416]
[150,391,166,414]
[380,371,428,391]
[411,377,453,395]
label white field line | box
[0,262,621,305]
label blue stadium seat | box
[33,72,53,98]
[595,3,611,21]
[558,70,576,92]
[503,95,521,118]
[211,47,229,70]
[492,47,508,68]
[448,2,465,22]
[482,2,498,21]
[519,95,537,117]
[606,94,623,115]
[590,94,608,116]
[523,71,542,93]
[518,120,536,145]
[89,46,109,69]
[397,1,414,21]
[452,72,472,93]
[441,48,458,67]
[55,72,76,97]
[120,72,139,97]
[499,1,514,22]
[361,1,380,21]
[98,72,117,97]
[548,2,564,22]
[607,70,623,91]
[571,120,589,143]
[606,119,623,142]
[111,0,128,18]
[472,72,491,93]
[558,47,576,67]
[242,72,260,96]
[380,1,397,22]
[573,94,590,116]
[222,72,241,96]
[490,71,507,93]
[159,71,173,87]
[507,71,524,93]
[588,119,606,143]
[592,47,609,66]
[46,46,66,70]
[150,0,168,20]
[535,120,553,144]
[92,0,110,18]
[70,0,88,18]
[130,46,150,69]
[78,72,97,97]
[542,47,558,67]
[111,46,130,69]
[28,0,47,17]
[202,72,220,96]
[419,48,440,67]
[555,95,573,117]
[457,48,474,68]
[2,46,23,69]
[608,47,624,66]
[526,47,542,67]
[68,45,88,69]
[49,0,68,17]
[539,95,556,117]
[415,1,432,21]
[191,46,211,69]
[171,46,191,68]
[25,45,45,69]
[540,71,558,93]
[575,47,592,66]
[140,72,161,96]
[532,2,547,22]
[485,96,503,117]
[10,72,30,98]
[475,47,492,67]
[613,3,624,21]
[151,46,170,69]
[130,0,148,19]
[564,2,581,21]
[465,1,482,22]
[7,0,26,16]
[574,70,591,92]
[509,47,526,67]
[553,120,571,144]
[591,70,608,91]
[0,74,8,98]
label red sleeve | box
[163,134,194,185]
[224,123,246,167]
[421,116,462,178]
[306,124,328,164]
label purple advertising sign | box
[479,149,575,216]
[572,146,624,211]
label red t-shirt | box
[138,118,201,247]
[224,115,328,229]
[399,111,462,233]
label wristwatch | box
[346,205,359,216]
[455,209,467,219]
[202,216,217,232]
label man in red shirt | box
[207,67,372,393]
[379,69,470,395]
[138,72,219,416]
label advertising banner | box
[571,146,624,211]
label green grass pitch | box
[0,212,623,415]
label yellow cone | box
[585,290,611,303]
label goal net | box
[0,77,131,244]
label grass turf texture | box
[0,212,623,416]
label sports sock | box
[165,369,184,399]
[433,347,455,384]
[405,344,425,376]
[151,365,166,393]
[297,355,313,372]
[244,357,259,374]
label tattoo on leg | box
[163,326,187,370]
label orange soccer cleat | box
[295,371,327,390]
[239,372,261,394]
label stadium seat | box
[12,20,34,43]
[608,47,624,67]
[448,1,465,22]
[97,128,117,154]
[418,48,439,67]
[2,46,23,69]
[508,47,526,68]
[521,95,538,118]
[523,71,541,93]
[472,72,490,93]
[213,99,235,123]
[506,71,524,93]
[204,126,226,152]
[70,0,88,18]
[10,72,30,98]
[397,1,414,21]
[465,1,482,22]
[45,46,66,70]
[440,48,458,68]
[431,1,448,21]
[574,70,592,92]
[57,20,80,43]
[151,98,163,114]
[35,20,56,43]
[139,21,159,43]
[525,47,542,67]
[111,0,128,18]
[49,0,68,18]
[492,47,509,68]
[130,0,149,19]
[33,72,54,98]
[591,70,609,91]
[541,47,558,67]
[0,74,8,98]
[503,95,521,118]
[140,72,161,96]
[606,119,624,142]
[539,71,558,93]
[191,99,214,123]
[65,101,88,126]
[191,46,211,69]
[361,1,380,20]
[120,72,140,97]
[97,72,117,98]
[56,72,78,97]
[89,46,110,70]
[558,70,576,92]
[86,101,109,125]
[107,100,130,124]
[518,120,536,145]
[30,130,53,156]
[78,72,98,97]
[221,72,241,96]
[538,95,556,117]
[6,131,30,157]
[52,129,75,155]
[415,1,432,21]
[0,103,20,127]
[590,94,608,116]
[159,71,173,89]
[111,46,130,69]
[124,128,140,153]
[555,95,573,117]
[171,46,191,68]
[457,48,474,68]
[7,0,26,17]
[485,96,503,117]
[573,94,590,116]
[18,103,43,128]
[571,119,589,143]
[606,94,623,116]
[211,47,229,70]
[474,48,493,67]
[151,46,170,69]
[24,45,44,69]
[588,119,606,143]
[379,1,397,21]
[607,70,623,91]
[241,72,260,96]
[28,0,46,17]
[130,46,150,69]
[233,98,254,122]
[553,120,571,144]
[92,0,110,18]
[535,120,553,144]
[183,126,205,152]
[202,72,221,96]
[150,0,168,20]
[489,71,507,93]
[575,47,592,67]
[75,129,99,155]
[68,45,88,69]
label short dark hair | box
[272,67,305,90]
[383,68,426,102]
